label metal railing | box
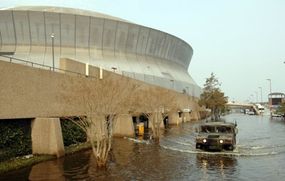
[0,55,96,79]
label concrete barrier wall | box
[0,58,200,119]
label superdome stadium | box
[0,6,201,97]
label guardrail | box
[0,55,96,79]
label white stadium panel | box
[115,21,128,54]
[89,17,104,61]
[125,24,139,54]
[13,11,30,47]
[102,19,116,54]
[28,11,46,63]
[0,11,16,52]
[75,15,90,49]
[75,15,90,61]
[136,26,149,56]
[60,14,76,61]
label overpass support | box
[168,112,181,125]
[31,118,65,157]
[148,113,165,129]
[113,114,135,137]
[190,111,200,121]
[182,112,191,122]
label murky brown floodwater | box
[1,113,285,180]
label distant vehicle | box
[247,111,255,115]
[195,121,238,151]
[271,113,283,118]
[256,104,265,114]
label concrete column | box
[182,112,191,122]
[31,118,65,157]
[148,114,165,130]
[113,114,134,137]
[190,111,200,121]
[168,112,181,125]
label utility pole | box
[266,79,272,114]
[259,87,263,104]
[51,33,55,71]
[266,79,272,94]
[255,91,258,103]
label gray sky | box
[1,0,285,102]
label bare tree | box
[67,74,138,167]
[134,87,177,141]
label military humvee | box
[195,121,238,151]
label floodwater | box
[1,113,285,180]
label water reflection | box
[63,151,90,180]
[29,159,65,180]
[196,154,237,170]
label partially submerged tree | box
[133,86,177,141]
[67,74,138,167]
[199,73,227,121]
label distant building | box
[268,92,285,109]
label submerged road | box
[1,113,285,180]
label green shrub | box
[60,119,87,146]
[0,119,32,162]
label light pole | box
[266,79,272,94]
[250,94,254,103]
[255,91,258,103]
[258,87,263,103]
[50,33,55,71]
[266,78,272,111]
[111,67,117,72]
[170,79,174,89]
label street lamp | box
[266,78,272,111]
[50,33,55,71]
[250,94,254,103]
[170,79,174,89]
[255,91,258,103]
[266,79,272,94]
[258,87,263,103]
[111,67,117,72]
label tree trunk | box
[150,112,162,141]
[87,115,113,168]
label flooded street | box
[1,113,285,180]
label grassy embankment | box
[0,142,91,174]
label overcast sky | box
[1,0,284,102]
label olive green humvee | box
[195,121,238,151]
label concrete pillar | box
[113,114,134,137]
[190,111,200,121]
[31,118,65,157]
[148,115,165,130]
[182,112,191,122]
[168,112,181,125]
